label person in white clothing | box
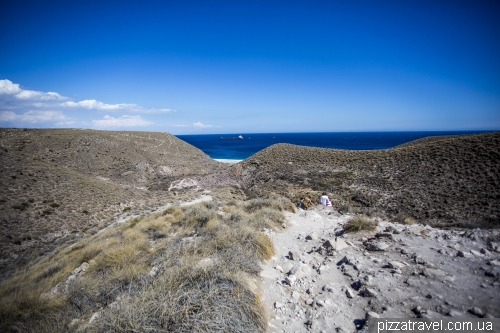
[320,192,332,206]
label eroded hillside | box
[0,128,226,279]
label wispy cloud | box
[92,115,153,128]
[193,121,213,128]
[0,110,69,123]
[0,79,175,129]
[62,100,173,113]
[0,79,173,113]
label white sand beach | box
[214,159,243,164]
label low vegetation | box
[0,195,294,332]
[343,214,378,233]
[0,128,228,280]
[234,132,500,227]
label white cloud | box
[193,121,213,128]
[0,79,174,115]
[0,79,21,94]
[0,110,68,123]
[92,115,153,128]
[63,100,132,110]
[62,99,173,113]
[15,90,66,100]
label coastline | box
[214,158,243,164]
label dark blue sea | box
[176,131,489,160]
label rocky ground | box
[259,205,500,333]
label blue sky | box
[1,0,499,134]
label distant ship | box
[220,135,243,140]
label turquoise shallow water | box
[176,131,489,160]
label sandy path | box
[259,206,500,333]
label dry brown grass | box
[243,195,296,214]
[394,212,417,225]
[0,195,288,332]
[344,214,378,233]
[0,128,227,281]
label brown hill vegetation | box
[0,128,225,279]
[0,196,292,332]
[211,132,500,227]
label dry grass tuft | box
[243,195,295,214]
[395,213,417,225]
[0,195,287,332]
[344,214,378,233]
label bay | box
[176,131,489,160]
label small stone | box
[323,284,335,292]
[470,250,482,256]
[285,275,296,286]
[361,287,378,297]
[447,309,465,318]
[366,311,381,319]
[274,301,284,309]
[282,223,287,229]
[421,310,445,318]
[275,265,283,273]
[346,288,354,298]
[388,261,405,269]
[306,232,319,241]
[414,255,427,265]
[351,280,364,290]
[480,248,491,255]
[489,259,500,266]
[457,250,473,258]
[306,298,314,305]
[338,255,351,265]
[289,263,312,279]
[469,307,484,317]
[335,238,349,251]
[316,299,326,307]
[366,241,389,251]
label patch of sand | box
[214,159,243,164]
[259,205,500,332]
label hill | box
[203,132,500,226]
[0,128,226,279]
[1,129,499,332]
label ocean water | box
[176,131,489,160]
